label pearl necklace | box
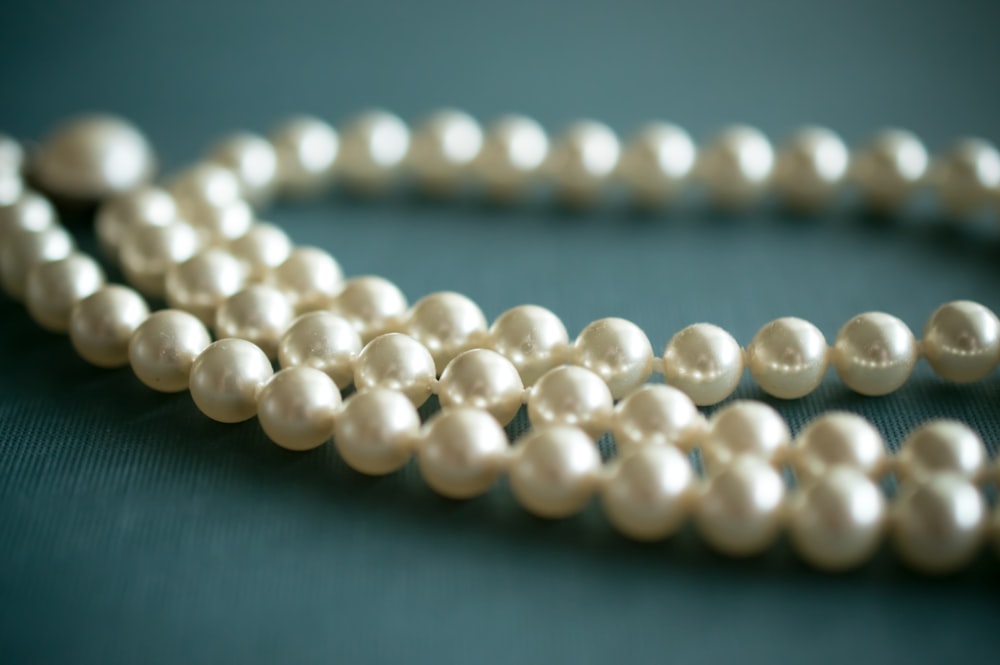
[1,111,998,576]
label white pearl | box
[182,198,254,242]
[0,133,23,177]
[269,246,344,312]
[278,311,361,389]
[128,310,211,392]
[0,225,74,301]
[69,285,149,368]
[270,115,339,196]
[602,444,695,541]
[165,249,247,326]
[337,110,409,192]
[329,275,408,343]
[225,222,293,280]
[922,300,1000,383]
[932,137,1000,217]
[896,420,987,482]
[33,114,155,200]
[612,384,704,453]
[832,312,918,396]
[215,284,295,360]
[572,317,654,399]
[257,366,340,451]
[772,126,849,211]
[696,454,785,557]
[353,333,436,406]
[0,191,56,243]
[545,120,620,204]
[95,186,177,260]
[488,304,569,386]
[437,349,524,424]
[119,221,202,297]
[852,129,928,212]
[0,172,22,206]
[616,122,696,206]
[407,109,483,192]
[169,162,242,209]
[417,408,510,499]
[528,365,613,439]
[26,253,106,333]
[746,317,828,399]
[509,425,603,519]
[697,125,774,208]
[703,401,790,473]
[892,474,986,574]
[334,389,419,475]
[794,412,886,480]
[189,338,273,423]
[405,291,488,374]
[208,132,278,207]
[662,323,744,406]
[473,115,549,198]
[789,466,886,571]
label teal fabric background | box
[1,1,999,663]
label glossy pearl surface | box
[407,109,483,192]
[602,444,695,541]
[0,191,56,242]
[0,225,74,300]
[128,310,211,392]
[329,275,408,343]
[509,426,603,519]
[831,312,918,396]
[164,249,247,326]
[169,162,241,209]
[26,253,106,333]
[473,115,548,198]
[95,186,177,259]
[933,137,1000,217]
[852,129,928,212]
[225,222,293,280]
[278,311,362,389]
[545,120,620,204]
[189,338,274,423]
[794,412,886,480]
[922,300,1000,383]
[697,125,774,208]
[257,366,340,451]
[270,246,344,311]
[333,388,419,475]
[528,365,613,439]
[488,304,569,386]
[437,349,524,424]
[616,122,696,206]
[183,198,254,242]
[69,285,150,368]
[896,420,987,481]
[695,455,785,557]
[337,110,410,192]
[746,317,828,399]
[214,284,295,360]
[662,323,744,406]
[209,132,278,206]
[612,384,704,453]
[270,115,339,196]
[119,221,202,297]
[417,408,510,499]
[405,291,488,374]
[772,126,849,211]
[353,333,437,406]
[572,317,654,399]
[702,401,790,472]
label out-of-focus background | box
[1,1,999,663]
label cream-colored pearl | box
[225,222,292,280]
[119,221,202,297]
[181,198,254,242]
[270,246,344,312]
[746,317,828,399]
[545,120,620,205]
[405,291,488,374]
[473,115,549,198]
[0,173,22,206]
[407,109,483,192]
[696,454,785,557]
[852,129,928,212]
[33,114,155,200]
[329,275,408,343]
[277,311,361,389]
[26,253,106,333]
[270,115,339,196]
[662,323,744,406]
[602,444,695,541]
[703,401,790,473]
[528,365,613,439]
[95,186,177,260]
[208,132,278,207]
[437,349,524,424]
[69,285,149,368]
[353,333,436,406]
[892,474,986,574]
[333,388,419,475]
[417,408,510,499]
[612,384,704,453]
[189,338,273,423]
[0,190,56,242]
[0,133,23,177]
[169,162,242,209]
[509,425,603,519]
[831,312,918,396]
[215,284,294,360]
[794,412,886,480]
[488,304,569,386]
[772,126,849,211]
[896,420,987,482]
[257,366,340,451]
[165,249,247,326]
[922,300,1000,383]
[337,110,410,192]
[0,225,74,300]
[932,137,1000,217]
[789,466,886,571]
[572,317,654,399]
[128,310,211,392]
[697,125,774,208]
[616,122,696,206]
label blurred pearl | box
[33,114,155,200]
[746,317,828,399]
[209,132,278,206]
[169,162,241,209]
[473,115,549,198]
[333,388,419,475]
[832,312,918,396]
[616,122,696,206]
[438,349,524,424]
[119,221,202,297]
[852,129,928,212]
[418,408,510,499]
[794,412,886,480]
[0,191,56,242]
[488,304,569,385]
[189,338,273,423]
[95,186,177,259]
[0,134,23,176]
[407,109,483,192]
[181,198,254,242]
[128,310,211,392]
[353,333,436,406]
[225,222,292,280]
[933,137,1000,217]
[893,474,986,574]
[278,311,361,388]
[896,420,987,481]
[257,366,340,451]
[0,173,22,206]
[337,110,409,192]
[772,126,849,211]
[0,225,74,300]
[922,300,1000,383]
[662,323,744,406]
[572,317,654,399]
[613,384,704,453]
[789,466,886,571]
[26,253,105,333]
[703,401,790,472]
[545,120,620,205]
[329,275,408,343]
[270,246,344,311]
[602,444,695,541]
[165,249,247,326]
[215,284,294,360]
[405,291,487,374]
[697,125,774,208]
[696,455,785,556]
[270,115,339,196]
[528,365,613,439]
[69,285,149,368]
[510,426,603,519]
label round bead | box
[119,221,202,297]
[509,426,603,519]
[702,401,790,472]
[528,365,613,439]
[164,249,247,326]
[0,225,74,301]
[746,317,828,399]
[353,333,437,406]
[189,338,273,423]
[270,115,339,196]
[794,412,886,480]
[208,132,278,206]
[922,300,1000,383]
[25,253,106,333]
[933,137,1000,217]
[337,110,410,192]
[697,125,774,208]
[270,247,344,312]
[437,349,524,424]
[405,291,488,374]
[662,323,744,406]
[772,126,849,211]
[0,191,56,242]
[473,115,549,198]
[181,198,254,242]
[257,366,340,451]
[831,312,918,396]
[225,222,293,280]
[545,120,620,205]
[128,310,211,392]
[417,408,510,499]
[696,455,785,557]
[407,109,483,192]
[602,444,696,541]
[69,285,149,368]
[615,122,696,206]
[329,275,408,343]
[0,133,23,177]
[333,388,419,475]
[896,420,987,482]
[95,186,177,260]
[852,129,928,212]
[215,284,295,360]
[278,311,362,389]
[572,317,654,399]
[488,304,569,385]
[612,384,704,453]
[169,162,242,209]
